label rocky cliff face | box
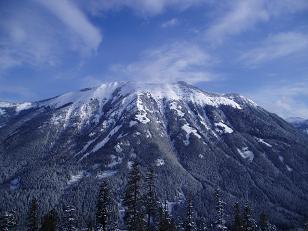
[0,81,307,228]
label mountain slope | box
[287,117,308,135]
[0,81,307,228]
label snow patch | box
[155,158,165,166]
[215,122,233,134]
[198,154,204,159]
[129,121,138,127]
[181,124,201,145]
[68,172,85,185]
[169,102,185,117]
[255,137,272,147]
[91,125,122,153]
[107,155,123,168]
[15,102,32,112]
[279,156,284,162]
[0,108,5,116]
[127,161,134,170]
[237,147,254,162]
[286,165,293,172]
[97,170,117,179]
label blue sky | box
[0,0,308,118]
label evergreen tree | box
[144,167,158,230]
[0,211,17,231]
[232,203,243,231]
[87,221,94,231]
[304,219,308,231]
[214,188,228,231]
[258,212,269,231]
[158,201,176,231]
[96,181,113,231]
[123,161,145,231]
[184,196,196,231]
[40,209,58,231]
[196,216,208,231]
[61,205,77,231]
[27,198,39,231]
[242,203,257,231]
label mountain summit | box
[0,81,307,227]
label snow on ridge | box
[237,147,254,162]
[181,124,201,145]
[91,125,122,153]
[169,102,185,117]
[215,122,233,134]
[255,137,272,147]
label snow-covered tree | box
[123,161,145,231]
[144,167,158,229]
[41,209,58,231]
[61,205,77,231]
[96,181,114,231]
[158,201,176,231]
[232,202,243,231]
[0,211,17,231]
[27,198,39,231]
[242,203,257,231]
[184,196,197,231]
[214,188,228,231]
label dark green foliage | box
[214,188,228,231]
[184,196,196,231]
[40,209,58,231]
[96,181,113,231]
[144,167,159,230]
[27,198,39,231]
[258,212,269,231]
[0,211,17,231]
[123,162,145,231]
[232,203,243,231]
[61,205,77,231]
[242,203,257,231]
[158,202,177,231]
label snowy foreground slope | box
[0,81,308,227]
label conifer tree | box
[61,205,77,231]
[242,203,257,231]
[144,167,158,230]
[123,161,145,231]
[214,188,228,231]
[305,220,308,231]
[196,217,208,231]
[232,202,243,231]
[40,209,58,231]
[258,212,269,231]
[96,181,113,231]
[158,201,176,231]
[27,198,39,231]
[0,211,17,231]
[184,196,196,231]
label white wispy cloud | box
[205,0,269,44]
[205,0,308,44]
[0,0,102,72]
[86,0,202,16]
[161,18,179,28]
[240,32,308,64]
[35,0,102,53]
[109,42,217,84]
[249,81,308,118]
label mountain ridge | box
[0,81,307,228]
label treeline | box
[1,162,307,230]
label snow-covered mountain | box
[0,81,308,228]
[287,117,308,135]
